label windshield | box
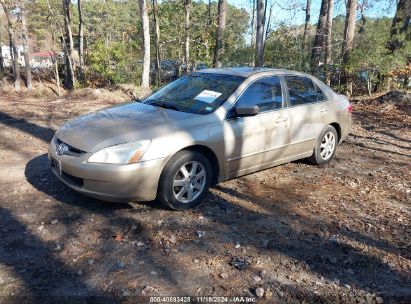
[143,73,245,114]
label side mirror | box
[235,104,259,117]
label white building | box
[1,45,60,69]
[1,45,25,67]
[30,51,57,69]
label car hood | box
[56,102,212,152]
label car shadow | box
[0,111,55,143]
[0,207,117,303]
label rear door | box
[284,76,327,156]
[223,76,290,177]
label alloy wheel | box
[172,161,206,203]
[320,132,336,160]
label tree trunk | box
[46,0,62,95]
[183,0,191,73]
[250,0,255,47]
[62,0,74,54]
[62,0,75,89]
[1,1,20,90]
[264,3,273,50]
[310,0,328,74]
[21,6,32,90]
[78,0,84,68]
[387,0,410,53]
[0,23,4,72]
[367,77,372,97]
[324,0,334,85]
[264,4,272,41]
[152,0,161,86]
[54,56,61,96]
[262,0,268,45]
[254,0,265,67]
[213,0,227,68]
[9,28,21,91]
[341,0,357,96]
[208,0,211,27]
[358,5,366,34]
[138,0,150,88]
[250,0,256,65]
[302,0,311,50]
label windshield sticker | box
[194,90,222,103]
[205,106,213,112]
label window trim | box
[225,75,287,119]
[283,75,329,108]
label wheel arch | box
[329,122,341,143]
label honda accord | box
[48,68,352,210]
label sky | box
[228,0,397,27]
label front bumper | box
[48,139,166,202]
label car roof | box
[197,67,311,78]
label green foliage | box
[261,15,409,94]
[223,4,249,65]
[82,0,138,46]
[158,1,248,66]
[349,17,410,92]
[26,0,64,51]
[17,0,408,95]
[87,40,135,84]
[350,19,390,72]
[264,24,309,71]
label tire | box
[157,150,212,211]
[308,125,338,165]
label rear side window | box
[285,76,318,106]
[236,76,283,112]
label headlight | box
[87,140,150,164]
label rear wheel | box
[157,150,211,210]
[308,125,338,165]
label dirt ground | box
[0,88,410,304]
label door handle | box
[320,107,329,112]
[275,117,288,123]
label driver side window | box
[236,76,283,112]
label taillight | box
[347,104,353,113]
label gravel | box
[255,287,265,298]
[219,273,228,279]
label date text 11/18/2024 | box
[149,296,257,303]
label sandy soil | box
[0,89,410,303]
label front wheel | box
[308,125,338,165]
[157,150,212,210]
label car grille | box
[56,138,85,156]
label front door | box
[223,76,290,177]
